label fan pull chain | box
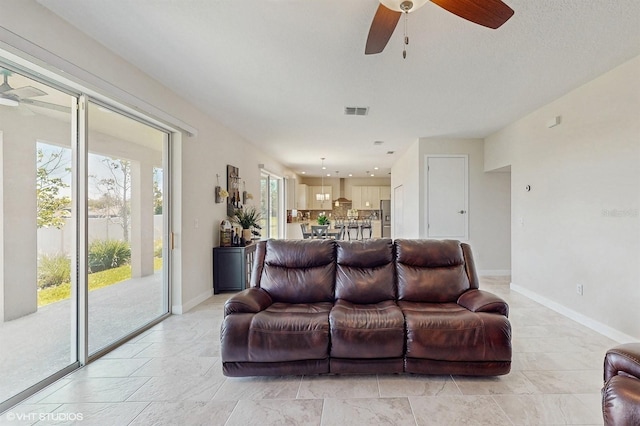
[403,12,409,59]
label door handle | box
[458,210,466,214]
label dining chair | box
[301,223,312,239]
[311,225,328,239]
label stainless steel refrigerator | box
[380,200,391,238]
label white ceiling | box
[38,0,640,177]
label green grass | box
[38,257,163,307]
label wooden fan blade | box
[430,0,514,29]
[365,4,402,55]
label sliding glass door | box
[86,101,169,355]
[0,63,171,410]
[0,67,78,408]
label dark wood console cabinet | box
[213,244,257,294]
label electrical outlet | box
[576,284,584,296]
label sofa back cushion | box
[258,239,335,303]
[395,239,470,302]
[336,239,395,304]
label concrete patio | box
[0,272,165,403]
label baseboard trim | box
[510,283,637,343]
[478,269,511,276]
[171,288,213,315]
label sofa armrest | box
[224,287,272,316]
[457,289,509,317]
[604,343,640,382]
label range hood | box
[333,178,352,205]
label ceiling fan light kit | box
[380,0,429,13]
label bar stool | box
[346,219,359,240]
[360,218,372,239]
[333,218,345,240]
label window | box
[260,172,283,239]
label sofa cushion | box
[336,239,396,304]
[259,239,336,303]
[396,239,470,302]
[400,301,512,362]
[248,302,332,362]
[330,299,404,359]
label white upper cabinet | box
[379,186,391,200]
[352,186,389,209]
[296,184,308,210]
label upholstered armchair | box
[602,343,640,425]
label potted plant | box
[317,214,329,225]
[231,206,262,243]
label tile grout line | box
[489,394,516,426]
[126,401,153,426]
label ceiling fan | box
[0,69,70,113]
[365,0,514,55]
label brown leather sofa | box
[602,343,640,425]
[220,238,512,377]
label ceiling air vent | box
[344,106,369,116]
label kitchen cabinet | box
[379,186,391,200]
[296,184,308,210]
[351,187,362,210]
[213,244,257,294]
[363,186,380,209]
[352,186,380,210]
[308,186,332,210]
[285,180,309,210]
[371,220,382,238]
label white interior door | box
[426,155,468,240]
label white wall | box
[485,55,640,341]
[390,140,421,239]
[0,0,292,313]
[416,138,511,274]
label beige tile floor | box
[1,277,614,425]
